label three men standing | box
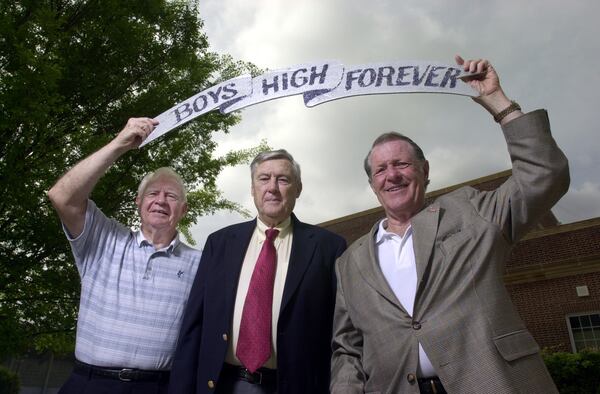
[50,55,568,394]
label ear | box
[181,202,188,217]
[135,195,141,208]
[296,182,302,198]
[423,160,430,181]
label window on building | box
[567,313,600,352]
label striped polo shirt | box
[65,200,201,370]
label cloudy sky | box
[189,0,600,247]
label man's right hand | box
[48,116,158,237]
[113,117,159,151]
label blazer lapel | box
[411,202,441,296]
[220,220,255,312]
[352,222,406,313]
[280,214,315,313]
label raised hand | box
[455,55,501,98]
[114,117,159,150]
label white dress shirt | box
[375,219,437,377]
[225,217,293,369]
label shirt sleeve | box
[63,199,130,277]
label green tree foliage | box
[544,350,600,393]
[0,0,264,355]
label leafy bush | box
[0,366,20,394]
[543,350,600,394]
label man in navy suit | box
[170,149,347,394]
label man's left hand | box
[455,55,501,98]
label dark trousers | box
[215,364,277,394]
[58,369,169,394]
[215,378,277,394]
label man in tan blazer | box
[330,56,570,394]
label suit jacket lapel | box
[412,202,441,298]
[353,203,441,315]
[221,220,255,312]
[352,222,406,313]
[280,214,315,313]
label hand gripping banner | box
[140,60,477,147]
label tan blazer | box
[331,110,570,394]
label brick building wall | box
[508,272,600,352]
[508,219,600,271]
[505,218,600,352]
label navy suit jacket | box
[169,214,347,394]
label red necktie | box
[236,228,280,373]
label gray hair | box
[364,132,430,186]
[137,167,187,202]
[250,149,302,186]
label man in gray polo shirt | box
[48,117,201,394]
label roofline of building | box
[523,216,600,240]
[319,167,600,239]
[425,169,513,199]
[319,169,599,238]
[319,169,513,227]
[505,254,600,285]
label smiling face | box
[251,159,301,227]
[369,139,429,223]
[136,176,187,234]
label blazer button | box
[208,380,215,389]
[412,321,421,330]
[222,333,228,341]
[407,373,417,384]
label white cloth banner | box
[140,75,252,147]
[303,61,476,106]
[141,60,477,147]
[220,61,344,113]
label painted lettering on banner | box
[140,75,252,147]
[220,61,343,113]
[303,62,475,107]
[141,60,477,146]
